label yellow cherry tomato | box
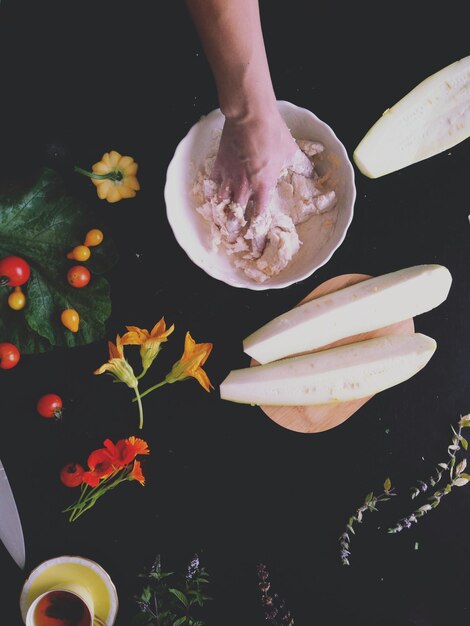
[66,245,91,262]
[8,287,26,311]
[61,308,80,333]
[84,229,104,247]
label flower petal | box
[103,439,117,457]
[130,460,145,486]
[94,362,114,376]
[183,332,212,366]
[121,327,149,346]
[87,448,112,471]
[82,471,100,487]
[150,318,166,337]
[115,335,125,358]
[108,339,122,360]
[150,318,175,341]
[127,436,150,456]
[192,367,213,392]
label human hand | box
[211,108,298,220]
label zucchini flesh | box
[243,264,451,365]
[354,56,470,178]
[221,334,436,406]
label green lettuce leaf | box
[0,168,116,354]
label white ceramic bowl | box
[165,101,356,290]
[20,555,118,625]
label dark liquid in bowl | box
[34,591,91,626]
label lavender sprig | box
[339,478,396,565]
[186,554,200,581]
[388,415,470,534]
[258,563,294,626]
[409,418,469,499]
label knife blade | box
[0,459,25,569]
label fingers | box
[232,179,251,209]
[217,179,232,202]
[216,176,252,208]
[250,182,271,220]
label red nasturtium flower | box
[62,436,150,521]
[82,448,115,487]
[103,436,150,468]
[60,463,85,488]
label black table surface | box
[1,2,469,624]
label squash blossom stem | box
[74,165,123,182]
[135,380,168,401]
[134,387,145,430]
[136,368,149,381]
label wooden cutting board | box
[250,274,415,434]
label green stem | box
[70,496,99,522]
[74,165,123,182]
[136,379,168,401]
[136,367,149,381]
[67,471,130,522]
[134,386,145,429]
[75,483,89,508]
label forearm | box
[185,0,277,120]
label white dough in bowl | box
[164,102,356,290]
[192,132,337,283]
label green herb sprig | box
[133,555,211,626]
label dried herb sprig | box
[388,415,470,534]
[409,417,469,499]
[258,563,294,626]
[339,478,396,565]
[133,554,211,626]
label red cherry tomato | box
[60,463,85,487]
[67,265,91,289]
[0,342,20,370]
[0,256,31,287]
[37,393,63,419]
